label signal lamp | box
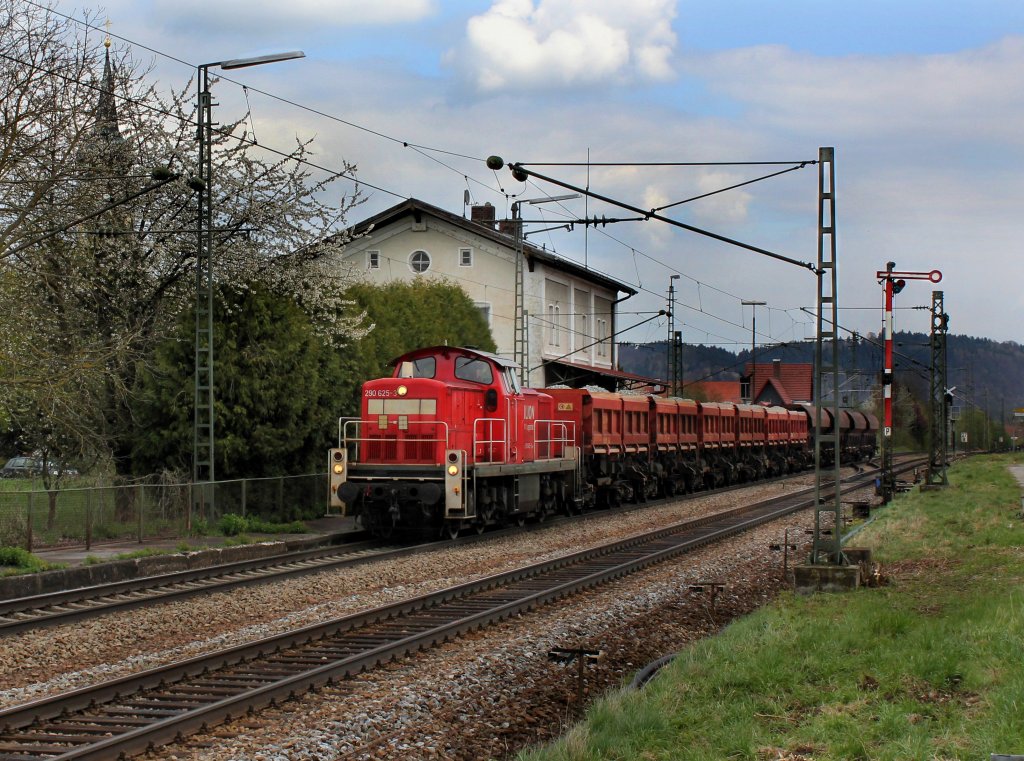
[892,278,906,294]
[447,464,459,476]
[332,462,344,475]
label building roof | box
[747,362,813,403]
[546,358,663,391]
[347,197,637,297]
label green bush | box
[218,513,248,536]
[0,546,57,575]
[217,513,306,536]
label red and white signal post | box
[876,262,942,501]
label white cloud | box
[148,0,437,33]
[449,0,677,92]
[683,36,1024,144]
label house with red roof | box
[744,360,814,406]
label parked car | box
[0,456,79,478]
[1,457,38,478]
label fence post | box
[278,476,284,520]
[241,478,247,518]
[137,484,144,544]
[26,491,34,553]
[85,488,92,551]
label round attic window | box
[409,250,431,273]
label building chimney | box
[773,358,782,378]
[471,202,496,228]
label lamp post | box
[667,275,680,395]
[742,300,765,403]
[194,50,304,511]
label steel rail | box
[0,537,394,635]
[0,464,912,760]
[0,463,860,635]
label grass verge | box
[519,454,1024,761]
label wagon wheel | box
[442,521,461,540]
[515,514,526,527]
[474,520,486,535]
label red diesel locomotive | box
[329,345,877,537]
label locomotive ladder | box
[812,146,843,565]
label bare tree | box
[0,0,365,478]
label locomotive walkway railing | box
[340,418,451,464]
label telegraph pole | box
[742,300,766,403]
[667,275,680,394]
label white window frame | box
[459,247,473,267]
[548,304,561,348]
[409,249,431,274]
[367,250,380,270]
[596,318,608,358]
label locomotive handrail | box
[336,417,360,448]
[342,419,451,464]
[534,419,574,460]
[473,417,508,464]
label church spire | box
[93,38,123,144]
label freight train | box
[329,346,877,538]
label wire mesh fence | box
[0,473,329,552]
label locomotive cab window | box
[501,367,522,394]
[397,357,436,378]
[454,356,493,385]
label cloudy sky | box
[56,0,1024,352]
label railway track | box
[0,463,908,760]
[0,458,917,635]
[0,538,405,635]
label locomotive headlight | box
[332,462,345,475]
[447,464,459,477]
[397,385,408,397]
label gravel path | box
[0,471,875,760]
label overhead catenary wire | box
[17,1,819,354]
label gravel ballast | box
[0,471,876,759]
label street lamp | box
[742,300,766,403]
[194,50,304,510]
